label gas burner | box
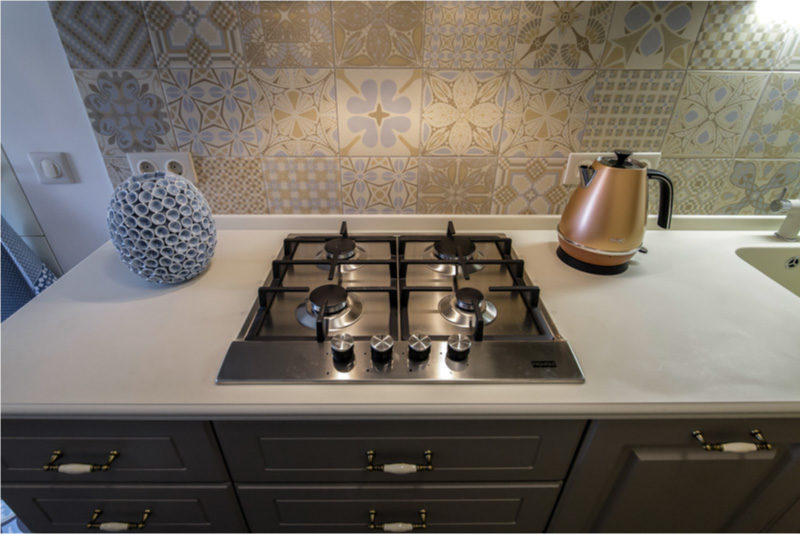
[425,244,484,276]
[434,235,475,260]
[296,284,363,331]
[438,287,497,328]
[315,239,366,272]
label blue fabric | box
[1,217,57,321]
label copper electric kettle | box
[557,149,673,275]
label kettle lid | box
[598,149,644,169]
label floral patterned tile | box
[50,1,154,68]
[250,69,338,156]
[501,69,595,158]
[690,1,796,70]
[602,1,707,69]
[417,157,495,214]
[73,70,176,156]
[332,1,424,67]
[655,158,734,215]
[143,1,245,68]
[194,157,268,214]
[738,72,800,159]
[714,159,800,214]
[336,69,422,156]
[239,1,334,67]
[103,157,132,188]
[422,70,507,156]
[582,69,684,151]
[514,1,613,69]
[423,1,519,69]
[263,157,341,213]
[341,157,418,213]
[492,157,573,214]
[160,69,260,157]
[663,71,768,158]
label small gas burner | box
[296,284,363,331]
[315,230,367,272]
[425,222,484,276]
[438,287,497,328]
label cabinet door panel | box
[1,420,227,482]
[549,419,800,533]
[214,419,585,482]
[1,483,246,532]
[237,482,560,532]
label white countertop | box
[2,215,799,418]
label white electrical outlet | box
[126,152,196,183]
[561,152,662,185]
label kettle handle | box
[647,170,673,230]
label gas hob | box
[216,221,584,383]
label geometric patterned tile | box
[582,69,684,151]
[602,1,707,69]
[492,157,571,214]
[332,1,425,67]
[250,68,338,156]
[423,1,519,69]
[690,1,796,70]
[421,70,507,156]
[502,69,595,157]
[417,157,496,214]
[656,158,735,214]
[160,69,260,157]
[194,157,268,213]
[50,1,155,68]
[336,69,422,156]
[103,157,133,188]
[714,159,800,214]
[663,71,768,157]
[73,70,176,156]
[738,72,800,158]
[143,1,245,68]
[238,1,334,67]
[263,157,341,213]
[514,1,613,69]
[341,157,418,213]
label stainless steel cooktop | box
[216,221,584,384]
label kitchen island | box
[2,215,798,532]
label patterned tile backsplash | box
[53,1,800,215]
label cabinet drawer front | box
[1,420,227,482]
[214,419,585,483]
[238,482,560,532]
[1,483,245,533]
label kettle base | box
[557,247,629,275]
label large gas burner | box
[217,220,584,383]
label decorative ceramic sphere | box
[107,171,217,284]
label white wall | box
[1,1,112,271]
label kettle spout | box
[579,165,596,187]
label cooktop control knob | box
[407,333,432,361]
[330,333,355,363]
[370,333,394,363]
[447,333,472,361]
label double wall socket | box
[126,152,196,183]
[561,152,662,185]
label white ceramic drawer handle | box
[366,450,433,474]
[369,509,426,531]
[87,508,150,531]
[692,429,772,452]
[43,449,119,473]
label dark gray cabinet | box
[1,483,246,532]
[237,482,560,532]
[548,419,800,533]
[1,420,228,482]
[214,419,585,482]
